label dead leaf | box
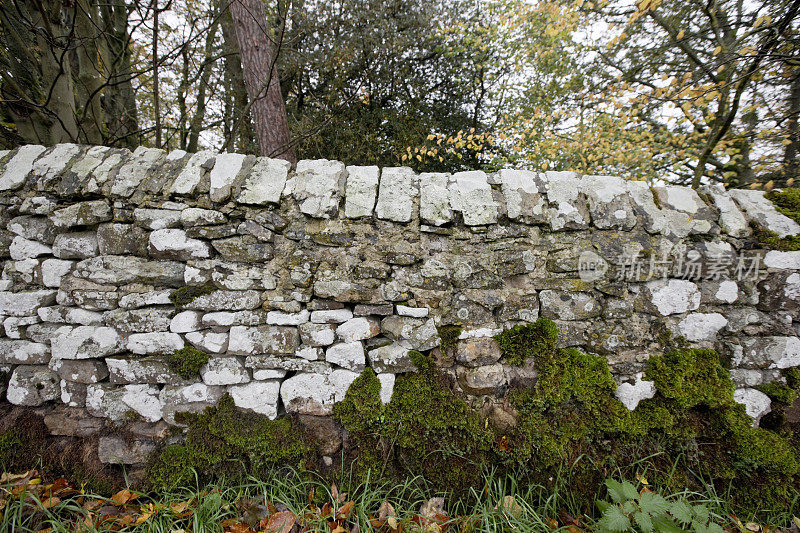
[337,501,355,520]
[496,495,522,518]
[111,489,137,506]
[378,501,396,522]
[40,496,61,509]
[261,510,296,533]
[222,518,254,533]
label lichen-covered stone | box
[228,380,280,418]
[0,145,47,190]
[50,200,111,228]
[293,159,347,218]
[449,171,498,225]
[7,365,59,406]
[376,167,416,222]
[344,165,379,218]
[126,332,184,355]
[325,341,365,370]
[0,339,50,364]
[677,312,728,342]
[235,157,290,205]
[200,356,250,385]
[646,279,701,316]
[228,325,299,355]
[280,369,359,415]
[51,325,121,359]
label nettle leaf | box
[622,501,638,514]
[621,481,639,502]
[669,500,693,524]
[634,510,654,533]
[706,522,724,533]
[639,492,670,516]
[691,520,707,533]
[692,505,710,523]
[606,479,628,504]
[652,515,686,533]
[597,500,612,513]
[598,506,631,533]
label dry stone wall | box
[0,143,799,463]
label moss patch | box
[757,382,799,405]
[147,394,310,490]
[758,189,800,250]
[495,318,558,366]
[168,346,210,379]
[436,324,462,354]
[169,284,215,308]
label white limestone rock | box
[299,322,336,346]
[377,373,395,404]
[396,305,429,318]
[419,172,453,225]
[228,380,280,418]
[580,174,637,230]
[253,369,288,380]
[614,373,656,410]
[0,145,47,191]
[677,313,728,342]
[86,383,162,422]
[185,330,228,353]
[498,169,546,223]
[280,369,359,416]
[149,228,211,260]
[160,383,225,425]
[367,341,416,373]
[52,232,98,259]
[133,207,183,230]
[111,146,165,197]
[376,166,417,222]
[9,236,51,260]
[119,290,173,308]
[714,280,739,303]
[50,200,111,228]
[105,357,177,384]
[32,143,81,183]
[0,290,57,316]
[209,152,247,202]
[0,339,50,364]
[542,171,589,230]
[51,325,121,359]
[171,310,202,333]
[126,332,184,355]
[180,207,226,226]
[646,279,701,316]
[325,341,366,370]
[336,317,380,342]
[296,346,323,360]
[764,251,800,270]
[7,365,59,406]
[228,325,299,355]
[200,357,250,385]
[735,336,800,369]
[293,159,347,218]
[267,309,310,326]
[310,309,353,324]
[733,388,772,423]
[344,165,379,218]
[170,150,215,195]
[729,189,800,238]
[449,170,498,225]
[236,156,290,205]
[704,185,750,237]
[38,306,103,325]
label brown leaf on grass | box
[546,517,559,530]
[378,501,396,522]
[40,496,61,509]
[221,518,255,533]
[336,501,355,520]
[495,495,522,518]
[0,470,38,484]
[111,488,137,506]
[261,510,297,533]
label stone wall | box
[0,143,799,465]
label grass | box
[0,463,793,533]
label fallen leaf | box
[261,510,296,533]
[40,496,61,509]
[378,501,396,522]
[111,489,137,506]
[496,495,522,518]
[337,501,355,520]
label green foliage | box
[645,349,734,409]
[147,394,310,490]
[495,318,558,366]
[596,479,724,533]
[169,285,215,308]
[168,346,210,379]
[782,366,800,390]
[756,382,798,405]
[752,225,800,251]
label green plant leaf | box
[597,500,612,513]
[622,481,640,501]
[692,504,709,523]
[623,500,638,514]
[606,479,628,504]
[634,510,654,533]
[670,500,693,524]
[639,492,669,516]
[598,506,632,532]
[652,515,685,533]
[706,522,724,533]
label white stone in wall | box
[325,341,365,371]
[764,251,800,270]
[336,317,379,342]
[253,369,287,380]
[236,156,290,205]
[171,310,202,333]
[733,388,771,423]
[367,341,416,373]
[0,290,57,316]
[133,207,183,230]
[396,305,428,318]
[6,366,59,406]
[714,280,739,303]
[201,311,236,327]
[52,232,98,259]
[148,228,211,260]
[498,169,546,222]
[311,309,353,324]
[449,170,498,225]
[69,146,110,182]
[52,325,121,359]
[296,346,323,360]
[38,306,103,325]
[293,159,347,218]
[280,369,359,416]
[50,200,111,228]
[735,336,800,369]
[228,380,280,418]
[9,236,51,260]
[228,325,299,355]
[0,339,50,364]
[83,150,125,194]
[542,171,589,230]
[170,150,215,195]
[580,174,637,230]
[185,330,228,353]
[159,383,225,425]
[646,279,701,316]
[111,146,165,197]
[0,145,47,191]
[209,152,247,202]
[267,309,310,326]
[729,189,800,238]
[614,373,656,410]
[119,290,173,308]
[376,166,417,222]
[344,165,379,218]
[41,259,76,290]
[201,357,250,385]
[126,332,184,355]
[3,316,38,339]
[419,172,453,225]
[377,373,395,404]
[180,207,226,226]
[31,143,81,182]
[704,185,749,237]
[677,312,728,342]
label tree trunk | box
[73,0,105,145]
[220,5,258,154]
[228,0,295,163]
[784,71,800,183]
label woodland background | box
[0,0,798,188]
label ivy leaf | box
[634,510,654,533]
[597,506,631,533]
[669,500,693,524]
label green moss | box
[645,348,734,409]
[332,367,383,437]
[168,346,210,379]
[756,382,799,405]
[169,284,216,308]
[147,394,310,490]
[752,224,800,251]
[782,366,800,390]
[495,318,558,366]
[650,186,662,209]
[753,188,800,250]
[436,324,462,354]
